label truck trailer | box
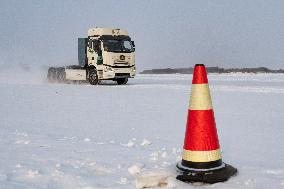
[47,28,136,85]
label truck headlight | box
[104,67,113,72]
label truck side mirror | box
[131,41,135,47]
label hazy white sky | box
[1,0,284,70]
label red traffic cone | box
[176,64,237,184]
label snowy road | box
[0,69,284,188]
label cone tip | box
[195,64,205,67]
[192,64,208,84]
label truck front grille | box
[114,62,129,66]
[113,65,132,68]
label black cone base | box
[176,163,237,184]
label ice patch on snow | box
[14,131,28,137]
[117,177,128,185]
[244,178,256,186]
[66,159,87,169]
[25,169,40,178]
[161,161,172,167]
[13,130,31,145]
[109,140,115,144]
[121,140,135,148]
[96,142,105,145]
[135,170,176,189]
[59,136,77,141]
[141,139,152,146]
[265,169,284,175]
[15,140,31,145]
[149,152,159,161]
[128,163,145,175]
[117,164,122,169]
[149,149,169,161]
[15,164,22,168]
[127,141,135,147]
[84,138,91,142]
[161,151,167,158]
[55,163,61,168]
[92,164,112,175]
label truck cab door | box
[87,39,99,66]
[86,39,103,66]
[93,40,103,65]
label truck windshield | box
[103,39,134,53]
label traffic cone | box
[176,64,237,184]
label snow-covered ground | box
[0,68,284,188]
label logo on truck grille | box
[120,55,125,60]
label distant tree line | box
[140,66,284,74]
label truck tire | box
[116,77,128,85]
[47,68,51,78]
[57,68,66,83]
[88,69,99,85]
[47,67,57,83]
[47,68,52,81]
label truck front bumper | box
[101,67,136,79]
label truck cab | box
[47,27,136,85]
[79,28,136,85]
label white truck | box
[47,28,136,85]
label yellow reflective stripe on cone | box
[189,84,213,110]
[182,149,222,162]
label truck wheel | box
[47,68,52,81]
[47,67,57,83]
[116,77,128,85]
[57,68,66,83]
[88,69,99,85]
[52,69,58,82]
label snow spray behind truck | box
[47,28,136,85]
